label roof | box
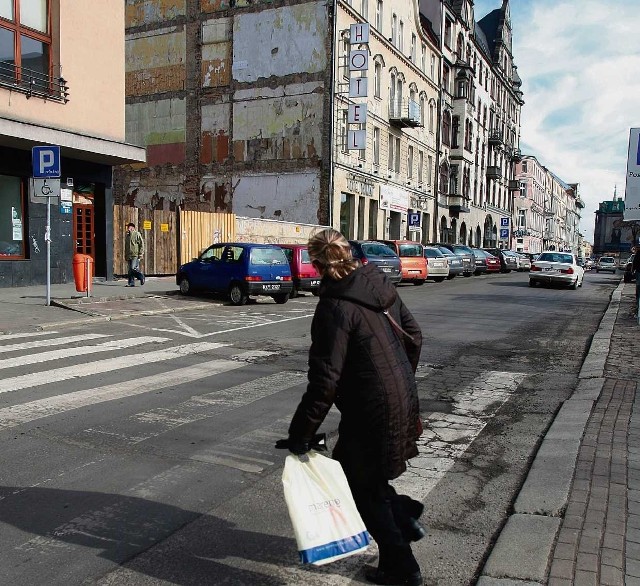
[477,9,501,58]
[474,21,493,61]
[419,13,439,47]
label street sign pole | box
[32,146,61,307]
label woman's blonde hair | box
[308,228,359,280]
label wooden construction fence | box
[113,207,236,275]
[179,210,236,265]
[113,206,177,276]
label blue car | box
[176,243,293,305]
[348,240,402,284]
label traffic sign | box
[499,228,509,239]
[408,212,421,229]
[500,217,510,227]
[32,145,61,178]
[30,178,61,198]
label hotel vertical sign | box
[346,23,369,151]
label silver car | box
[596,256,617,273]
[515,253,531,271]
[529,252,585,289]
[423,246,450,282]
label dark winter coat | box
[288,263,423,480]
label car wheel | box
[273,293,289,304]
[413,280,425,286]
[446,275,455,280]
[179,276,192,295]
[229,282,248,306]
[434,277,445,283]
[463,272,472,277]
[529,280,536,287]
[570,279,579,290]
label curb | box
[477,282,624,584]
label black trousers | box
[335,443,420,576]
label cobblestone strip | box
[627,391,640,585]
[548,378,635,586]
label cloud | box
[474,0,640,240]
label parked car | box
[423,246,450,282]
[483,247,517,273]
[349,240,402,284]
[379,240,428,285]
[529,251,585,289]
[433,246,464,279]
[430,243,475,276]
[514,252,531,271]
[176,243,293,305]
[596,256,617,273]
[584,258,595,270]
[469,247,489,275]
[623,255,636,283]
[473,248,500,273]
[502,250,525,271]
[278,244,321,298]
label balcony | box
[511,148,522,162]
[486,166,501,180]
[0,62,69,103]
[488,130,503,145]
[576,198,585,209]
[389,99,422,129]
[447,194,470,214]
[509,180,522,191]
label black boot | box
[365,568,423,585]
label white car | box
[529,251,585,289]
[423,246,450,282]
[596,256,617,273]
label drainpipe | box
[328,0,339,229]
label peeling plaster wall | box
[202,17,231,88]
[232,4,327,83]
[235,216,326,244]
[201,102,231,165]
[126,0,185,26]
[231,172,320,224]
[233,82,323,163]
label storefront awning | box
[0,117,146,166]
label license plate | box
[543,268,553,272]
[310,280,320,286]
[433,262,444,267]
[381,267,392,273]
[409,270,420,273]
[263,284,280,290]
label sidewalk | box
[0,276,221,333]
[478,281,639,586]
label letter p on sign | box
[32,146,61,178]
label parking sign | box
[500,217,510,227]
[500,228,509,239]
[32,146,61,178]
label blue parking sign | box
[408,212,421,228]
[500,217,510,227]
[32,146,61,178]
[500,228,510,239]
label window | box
[360,0,368,20]
[421,44,426,72]
[430,53,435,80]
[420,95,425,127]
[427,155,433,186]
[374,61,382,98]
[444,19,452,48]
[408,146,414,179]
[410,34,416,63]
[451,116,459,148]
[391,13,397,46]
[0,174,24,258]
[388,132,394,171]
[340,110,348,153]
[375,0,383,31]
[357,196,366,240]
[442,64,450,93]
[394,137,401,173]
[429,102,435,132]
[398,21,404,51]
[373,127,380,165]
[518,209,526,229]
[442,111,451,147]
[368,200,378,239]
[418,151,424,185]
[0,0,54,95]
[522,161,528,172]
[340,193,355,239]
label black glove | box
[275,433,327,455]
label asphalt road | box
[0,269,620,585]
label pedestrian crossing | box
[0,328,529,585]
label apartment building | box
[0,0,145,287]
[514,155,584,254]
[420,0,523,248]
[333,0,440,243]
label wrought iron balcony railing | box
[0,61,69,103]
[388,99,422,128]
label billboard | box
[624,128,640,220]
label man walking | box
[124,222,145,287]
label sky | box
[473,0,640,242]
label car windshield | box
[361,243,397,257]
[452,246,473,255]
[398,244,423,257]
[423,247,443,258]
[250,247,287,265]
[600,257,614,263]
[537,253,573,264]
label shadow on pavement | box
[0,485,327,585]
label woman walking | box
[285,228,425,586]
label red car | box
[473,249,501,273]
[277,244,321,298]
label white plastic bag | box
[282,451,370,565]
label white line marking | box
[167,312,201,337]
[80,371,306,447]
[0,357,240,429]
[0,336,167,370]
[0,333,109,354]
[0,331,59,341]
[197,313,315,338]
[392,371,526,502]
[0,341,227,395]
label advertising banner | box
[624,128,640,220]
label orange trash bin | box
[72,253,94,292]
